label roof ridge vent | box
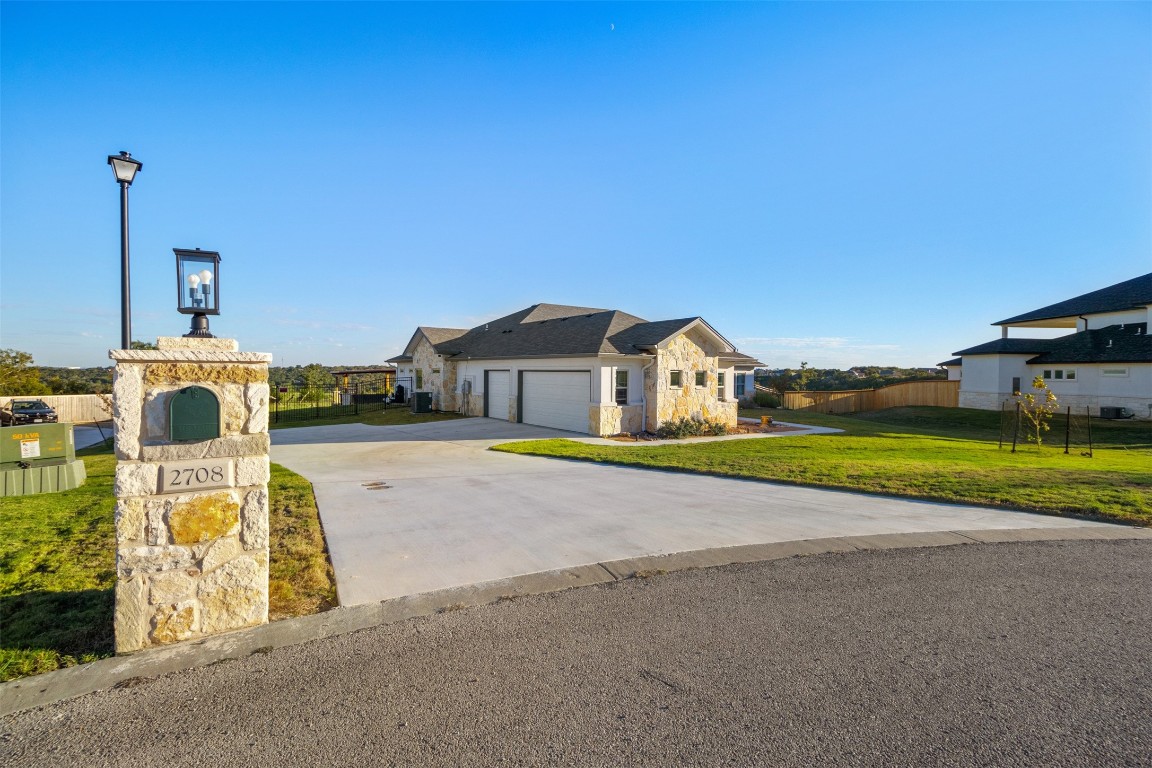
[1107,339,1113,347]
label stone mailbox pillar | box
[110,337,272,653]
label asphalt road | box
[3,540,1150,767]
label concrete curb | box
[3,525,1149,717]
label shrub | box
[753,391,781,408]
[656,417,729,439]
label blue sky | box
[2,2,1149,370]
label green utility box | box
[411,392,433,414]
[1,423,86,496]
[1,422,76,466]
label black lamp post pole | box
[119,178,132,350]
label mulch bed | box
[607,420,803,442]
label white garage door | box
[521,371,591,434]
[485,370,510,420]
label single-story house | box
[944,273,1151,418]
[387,303,762,435]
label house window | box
[695,371,706,387]
[615,370,628,405]
[670,370,682,388]
[735,375,746,397]
[1042,369,1076,381]
[1102,368,1129,377]
[415,369,423,389]
[718,372,726,400]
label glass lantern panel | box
[110,157,140,184]
[178,254,218,313]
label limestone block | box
[145,499,168,545]
[168,492,241,545]
[199,556,268,633]
[149,569,196,604]
[114,462,159,498]
[220,383,246,435]
[112,363,144,460]
[157,336,240,352]
[115,498,146,544]
[235,456,270,487]
[140,434,270,462]
[144,362,266,388]
[151,599,198,644]
[118,545,195,578]
[115,575,150,653]
[200,536,243,573]
[240,488,269,551]
[142,388,172,441]
[245,383,270,434]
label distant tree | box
[130,340,159,350]
[1015,375,1059,448]
[299,364,335,402]
[0,349,51,395]
[762,372,794,400]
[796,361,815,391]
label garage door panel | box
[486,371,510,421]
[522,371,591,434]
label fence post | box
[1086,406,1093,458]
[1011,402,1020,453]
[1064,406,1071,454]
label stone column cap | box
[109,348,273,364]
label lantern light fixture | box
[174,248,221,338]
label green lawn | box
[270,404,464,430]
[492,407,1151,526]
[0,443,337,682]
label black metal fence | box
[271,378,412,424]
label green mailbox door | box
[169,386,221,441]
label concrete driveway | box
[270,418,1115,607]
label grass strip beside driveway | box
[0,443,336,682]
[492,408,1151,526]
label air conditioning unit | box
[1099,406,1135,419]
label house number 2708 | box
[159,459,235,493]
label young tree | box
[1015,375,1059,448]
[796,361,815,391]
[0,349,50,395]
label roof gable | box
[996,273,1152,327]
[394,303,752,361]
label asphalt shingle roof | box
[1027,323,1151,364]
[400,303,762,364]
[953,338,1056,356]
[995,273,1152,326]
[955,323,1151,364]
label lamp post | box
[174,248,221,337]
[107,151,143,350]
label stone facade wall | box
[411,339,448,410]
[591,404,645,436]
[654,334,738,429]
[111,337,272,653]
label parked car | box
[0,399,58,426]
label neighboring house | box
[946,274,1151,418]
[387,303,762,435]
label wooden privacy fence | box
[0,394,113,423]
[781,380,960,414]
